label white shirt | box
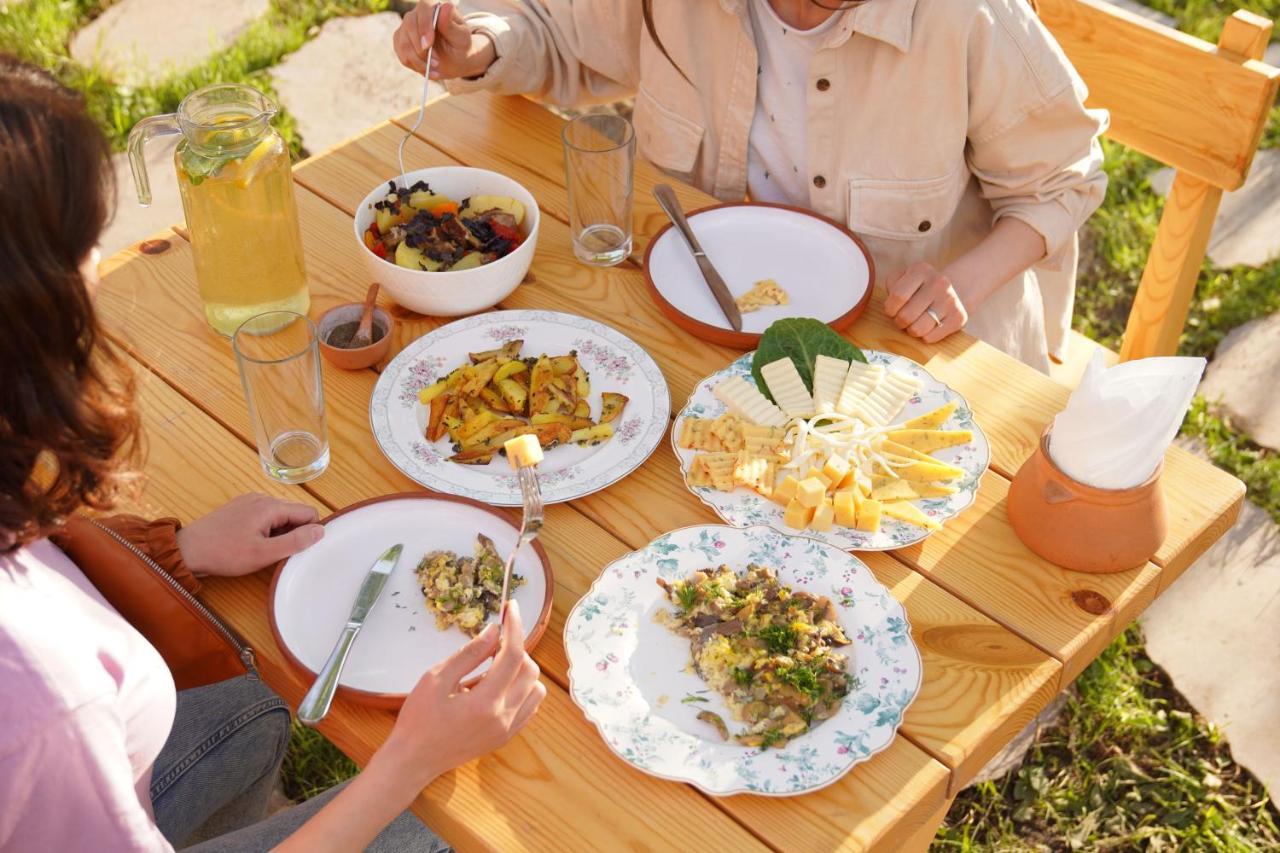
[746,0,841,206]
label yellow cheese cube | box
[504,434,544,468]
[833,491,858,527]
[783,498,816,530]
[796,477,828,508]
[773,475,800,504]
[822,454,851,485]
[835,467,857,491]
[809,499,835,532]
[855,498,882,533]
[804,467,832,489]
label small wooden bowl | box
[317,303,393,370]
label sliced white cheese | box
[811,355,850,414]
[857,372,920,426]
[835,362,884,417]
[760,358,814,417]
[713,376,788,428]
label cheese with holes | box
[796,476,827,508]
[760,358,814,417]
[504,434,543,468]
[713,376,788,428]
[811,355,850,414]
[835,362,883,416]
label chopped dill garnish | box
[680,694,710,704]
[675,583,700,612]
[756,623,798,654]
[732,667,754,687]
[760,728,785,749]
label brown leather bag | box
[52,516,251,690]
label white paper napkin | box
[1049,351,1206,489]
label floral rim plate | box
[564,524,922,797]
[371,310,671,506]
[673,352,990,551]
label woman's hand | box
[883,262,969,344]
[176,494,324,577]
[374,601,546,791]
[394,1,497,80]
[277,603,545,853]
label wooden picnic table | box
[96,92,1245,851]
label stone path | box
[1150,149,1280,269]
[1199,312,1280,451]
[1142,496,1280,796]
[70,0,270,87]
[269,12,443,157]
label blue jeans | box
[150,674,447,852]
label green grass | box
[935,628,1280,850]
[280,722,359,802]
[0,0,390,157]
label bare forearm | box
[943,217,1047,314]
[276,746,440,853]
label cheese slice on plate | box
[760,358,814,417]
[811,355,850,414]
[902,400,957,431]
[835,361,883,417]
[713,376,788,427]
[856,372,920,426]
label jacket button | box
[816,78,830,91]
[813,175,827,189]
[918,220,932,232]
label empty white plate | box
[270,493,552,706]
[643,202,874,347]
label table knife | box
[652,184,744,331]
[298,543,403,726]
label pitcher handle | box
[127,114,182,207]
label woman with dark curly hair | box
[0,56,543,852]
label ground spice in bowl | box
[326,320,387,349]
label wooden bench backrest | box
[1037,0,1280,360]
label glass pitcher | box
[128,84,310,337]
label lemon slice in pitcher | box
[233,137,279,188]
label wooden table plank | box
[389,96,1244,590]
[96,223,950,853]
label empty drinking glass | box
[562,113,635,266]
[233,311,330,484]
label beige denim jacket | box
[447,0,1108,370]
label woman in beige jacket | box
[394,0,1108,371]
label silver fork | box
[397,2,444,186]
[499,465,544,628]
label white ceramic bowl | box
[353,166,540,317]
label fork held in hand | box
[499,465,544,628]
[397,3,443,186]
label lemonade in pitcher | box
[128,84,309,336]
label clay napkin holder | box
[1008,429,1167,574]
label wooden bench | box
[1037,0,1280,386]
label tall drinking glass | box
[562,113,635,266]
[233,311,330,484]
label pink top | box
[0,539,176,852]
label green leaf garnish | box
[756,623,798,654]
[681,694,710,704]
[752,317,867,401]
